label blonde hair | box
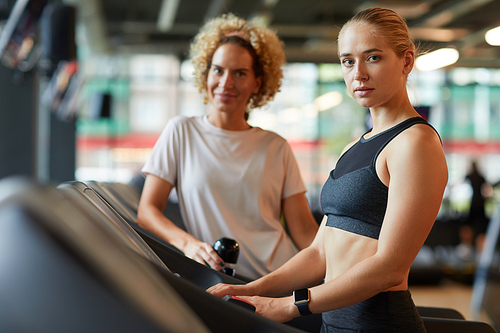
[189,13,285,109]
[339,7,417,58]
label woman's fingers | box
[206,283,232,297]
[186,240,224,270]
[207,283,244,297]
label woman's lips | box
[216,93,237,102]
[354,87,374,97]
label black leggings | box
[321,290,426,333]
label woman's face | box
[207,43,262,116]
[338,23,413,111]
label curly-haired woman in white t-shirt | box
[137,14,318,280]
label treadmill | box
[0,177,307,332]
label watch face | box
[294,288,309,303]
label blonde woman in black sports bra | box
[208,7,448,333]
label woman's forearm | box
[248,245,325,297]
[137,203,192,249]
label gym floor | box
[410,279,473,320]
[410,279,496,327]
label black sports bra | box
[320,117,439,239]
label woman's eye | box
[368,55,380,62]
[213,67,222,74]
[342,59,354,67]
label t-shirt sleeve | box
[141,117,180,186]
[281,141,307,199]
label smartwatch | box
[293,288,312,316]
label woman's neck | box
[367,103,420,138]
[207,110,250,131]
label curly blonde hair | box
[189,13,285,109]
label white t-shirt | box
[142,115,307,279]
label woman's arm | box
[282,192,319,249]
[137,174,223,270]
[208,218,327,297]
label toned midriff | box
[323,226,408,291]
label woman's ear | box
[253,75,262,94]
[403,49,415,75]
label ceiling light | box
[415,48,459,71]
[314,91,343,111]
[485,26,500,46]
[157,0,180,32]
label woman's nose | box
[220,72,234,88]
[354,64,368,81]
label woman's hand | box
[183,238,224,271]
[207,284,299,323]
[233,295,298,323]
[207,283,253,298]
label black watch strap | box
[296,301,313,316]
[293,288,313,316]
